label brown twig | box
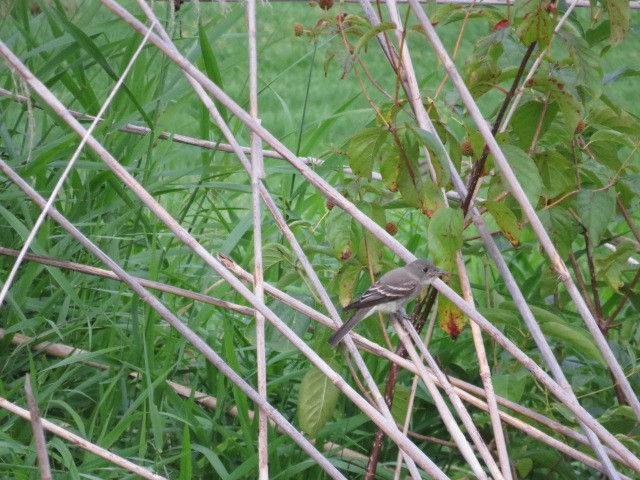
[0,247,254,316]
[617,196,640,245]
[568,252,596,314]
[461,41,538,216]
[528,91,551,154]
[24,375,52,480]
[581,224,605,328]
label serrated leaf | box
[355,21,396,53]
[427,208,463,272]
[605,0,630,45]
[538,207,577,258]
[347,127,390,179]
[498,144,542,207]
[534,151,574,198]
[515,0,554,47]
[483,200,521,247]
[575,188,616,250]
[586,130,629,171]
[587,104,640,135]
[298,366,340,438]
[262,243,294,270]
[527,76,583,134]
[557,30,602,98]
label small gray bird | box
[328,260,446,347]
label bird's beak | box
[433,268,447,277]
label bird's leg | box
[396,309,411,321]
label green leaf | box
[347,127,390,179]
[605,0,630,45]
[298,366,340,438]
[511,101,559,150]
[586,129,633,171]
[477,308,520,329]
[541,322,606,366]
[390,383,410,423]
[355,21,396,53]
[483,200,521,247]
[497,144,543,207]
[575,188,616,250]
[492,373,527,403]
[262,243,295,271]
[587,103,640,135]
[538,207,577,257]
[427,208,463,271]
[516,458,534,478]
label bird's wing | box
[344,278,419,311]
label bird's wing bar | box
[343,281,418,311]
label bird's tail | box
[328,308,369,347]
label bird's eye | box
[423,267,429,272]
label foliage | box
[0,1,639,479]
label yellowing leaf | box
[483,200,521,247]
[605,0,630,45]
[438,295,466,340]
[336,263,363,307]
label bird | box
[328,259,446,347]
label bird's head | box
[408,259,447,280]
